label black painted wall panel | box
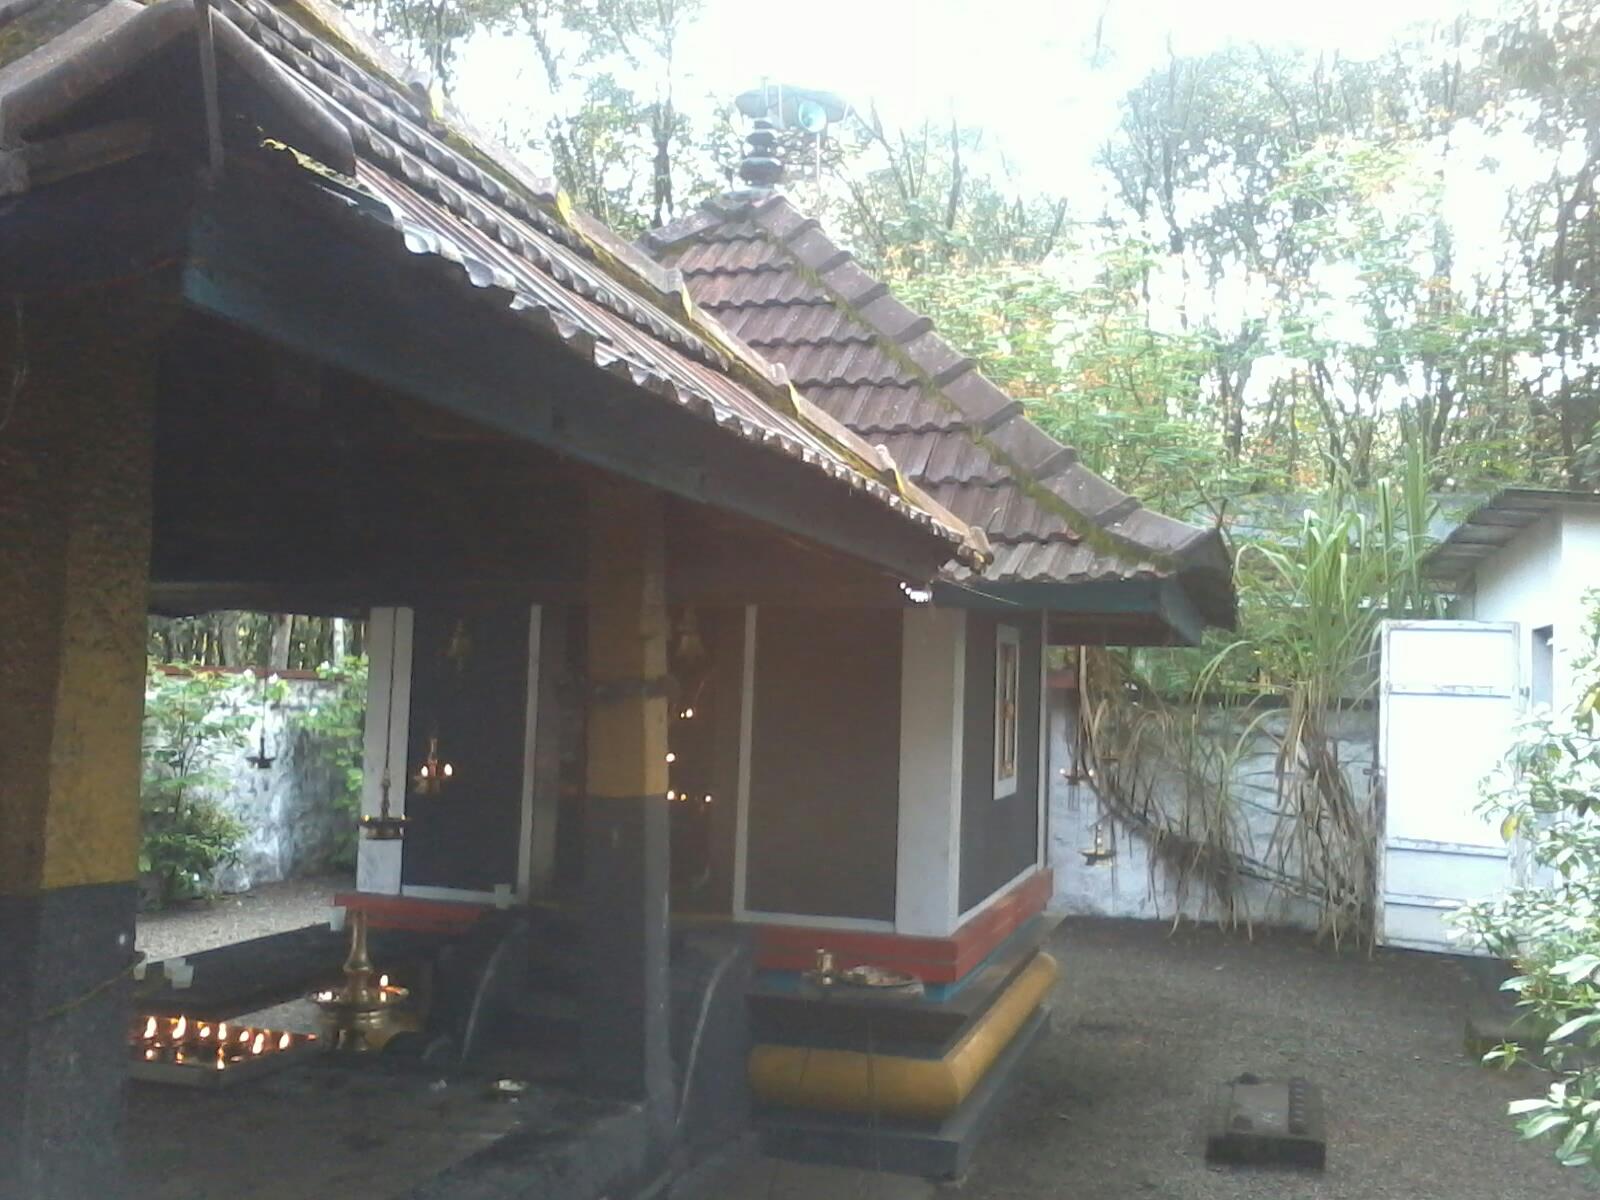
[401,606,528,891]
[746,608,900,921]
[959,612,1042,913]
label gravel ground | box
[686,916,1594,1200]
[136,874,350,964]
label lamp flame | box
[143,1016,157,1039]
[173,1016,187,1039]
[278,1032,292,1051]
[250,1032,265,1055]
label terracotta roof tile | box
[687,268,827,308]
[804,384,965,433]
[855,292,932,343]
[715,303,870,347]
[672,237,785,274]
[643,190,1236,627]
[0,0,986,567]
[773,341,916,387]
[784,224,850,272]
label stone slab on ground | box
[1204,1075,1326,1169]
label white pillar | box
[356,606,412,895]
[895,607,966,936]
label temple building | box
[0,4,1234,1195]
[622,112,1234,1170]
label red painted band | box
[334,891,489,933]
[753,868,1052,983]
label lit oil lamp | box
[410,734,453,798]
[310,911,415,1051]
[129,1012,316,1085]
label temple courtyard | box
[681,916,1592,1200]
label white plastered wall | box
[1469,506,1600,712]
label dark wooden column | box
[581,478,674,1120]
[0,291,161,1199]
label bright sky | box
[449,0,1480,196]
[436,0,1531,419]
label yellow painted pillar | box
[580,476,674,1115]
[0,290,160,1198]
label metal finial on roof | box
[739,118,783,190]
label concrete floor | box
[682,916,1596,1200]
[125,1057,530,1200]
[137,874,350,963]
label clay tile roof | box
[0,0,989,570]
[643,191,1236,629]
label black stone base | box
[1204,1076,1327,1170]
[0,881,138,1200]
[757,1007,1051,1180]
[580,793,672,1118]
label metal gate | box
[1378,620,1520,954]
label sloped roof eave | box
[0,0,989,572]
[643,190,1238,632]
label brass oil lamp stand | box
[311,911,413,1051]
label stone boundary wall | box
[1047,688,1378,929]
[147,672,356,892]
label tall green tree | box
[338,0,706,235]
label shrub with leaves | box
[140,664,252,906]
[1456,594,1600,1171]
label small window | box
[1532,626,1554,709]
[994,625,1021,798]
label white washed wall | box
[1046,691,1373,929]
[1463,505,1600,712]
[206,678,354,892]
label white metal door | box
[1379,620,1519,954]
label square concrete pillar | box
[580,477,673,1121]
[0,292,160,1199]
[896,607,967,937]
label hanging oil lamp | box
[359,771,407,841]
[245,674,276,770]
[1081,819,1115,865]
[411,732,453,797]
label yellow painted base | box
[749,951,1058,1122]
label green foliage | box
[293,656,370,871]
[147,613,363,670]
[337,0,707,232]
[140,802,249,909]
[1085,450,1440,945]
[140,665,252,906]
[888,244,1229,519]
[826,112,1069,275]
[1457,593,1600,1173]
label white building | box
[1428,488,1600,712]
